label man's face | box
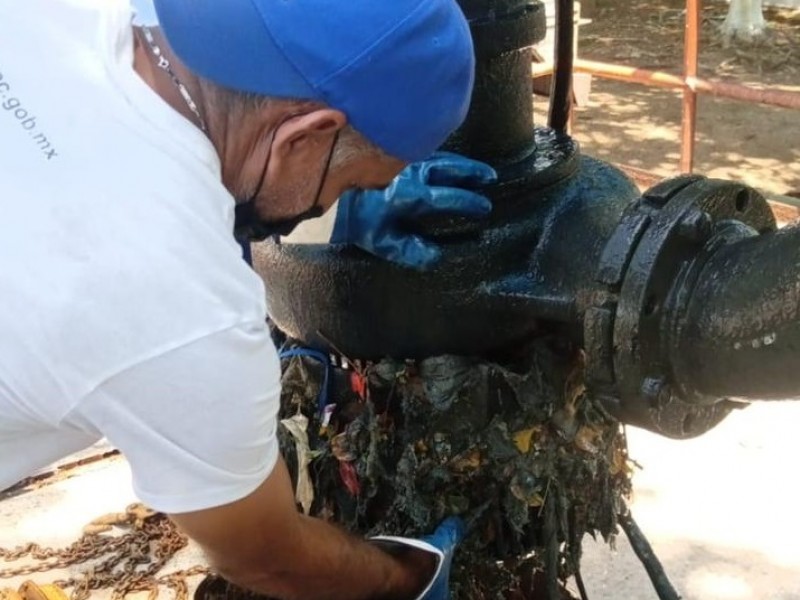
[219,107,404,231]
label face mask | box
[234,121,339,242]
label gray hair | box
[329,124,384,171]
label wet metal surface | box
[255,0,800,442]
[586,177,778,437]
[255,148,638,359]
[675,225,800,400]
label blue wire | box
[279,348,331,413]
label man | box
[0,0,495,598]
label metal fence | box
[536,0,800,174]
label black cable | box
[618,509,682,600]
[575,568,590,600]
[548,0,575,134]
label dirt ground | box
[555,0,800,197]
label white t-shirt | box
[0,0,281,513]
[130,0,158,26]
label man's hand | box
[330,152,496,269]
[169,458,434,600]
[371,518,466,600]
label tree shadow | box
[534,80,800,197]
[557,0,800,196]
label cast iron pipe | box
[584,176,789,438]
[443,0,543,164]
[672,224,800,401]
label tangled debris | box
[269,336,632,599]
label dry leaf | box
[281,412,315,515]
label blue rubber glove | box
[330,152,496,269]
[370,517,466,600]
[417,517,466,600]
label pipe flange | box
[467,2,547,57]
[586,177,776,438]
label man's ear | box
[271,108,346,165]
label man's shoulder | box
[0,0,222,194]
[0,147,262,405]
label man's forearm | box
[227,514,433,600]
[172,459,434,600]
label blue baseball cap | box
[153,0,475,162]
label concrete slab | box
[2,403,800,599]
[581,402,800,599]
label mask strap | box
[307,129,340,216]
[234,120,339,242]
